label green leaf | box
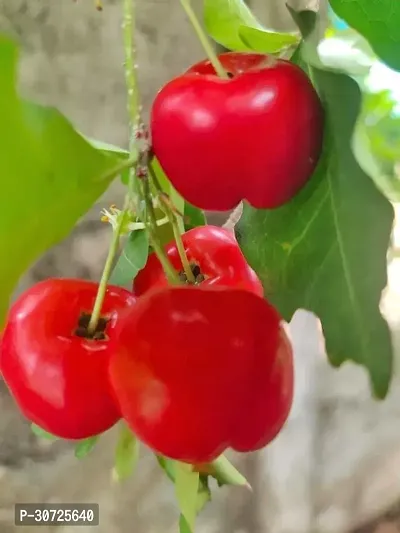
[109,230,149,287]
[157,455,177,482]
[204,0,299,53]
[353,91,400,203]
[113,425,140,482]
[179,514,192,533]
[211,455,251,488]
[0,36,121,328]
[287,5,318,40]
[175,462,200,532]
[85,137,131,183]
[329,0,400,72]
[157,457,211,527]
[184,203,207,230]
[86,137,130,157]
[238,26,299,54]
[74,436,99,459]
[236,68,394,398]
[31,423,58,441]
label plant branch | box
[123,0,141,144]
[86,0,140,334]
[180,0,229,79]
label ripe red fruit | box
[151,52,323,211]
[109,286,293,464]
[0,279,136,440]
[133,225,263,297]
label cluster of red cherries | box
[0,52,323,465]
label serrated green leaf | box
[184,203,207,230]
[237,69,394,399]
[75,436,99,459]
[113,425,140,482]
[109,230,149,287]
[0,36,121,328]
[329,0,400,72]
[31,423,58,441]
[204,0,298,53]
[175,462,200,532]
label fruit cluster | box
[0,226,293,464]
[0,51,323,466]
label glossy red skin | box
[151,52,324,211]
[110,286,293,463]
[133,225,263,297]
[0,279,136,440]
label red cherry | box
[151,52,323,211]
[133,225,264,297]
[110,286,293,463]
[0,279,136,440]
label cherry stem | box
[87,214,125,335]
[87,0,140,334]
[142,178,182,285]
[148,164,195,284]
[180,0,229,79]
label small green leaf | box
[184,203,207,230]
[0,36,121,328]
[113,425,140,482]
[238,26,299,54]
[74,436,99,459]
[31,424,58,441]
[204,0,298,53]
[179,514,191,533]
[175,462,200,532]
[109,230,149,287]
[329,0,400,72]
[211,455,251,488]
[157,457,211,526]
[156,455,176,482]
[196,476,211,512]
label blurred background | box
[1,1,400,532]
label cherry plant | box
[0,0,399,531]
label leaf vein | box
[327,169,369,357]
